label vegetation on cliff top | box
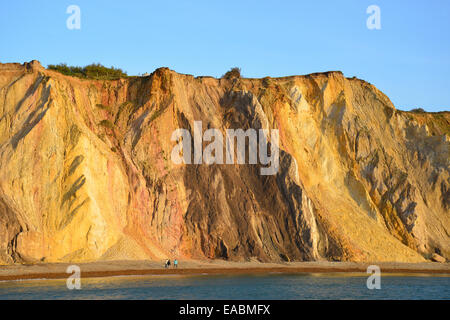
[410,108,426,113]
[222,67,241,79]
[47,63,128,80]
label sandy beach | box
[0,260,449,282]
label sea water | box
[0,273,448,300]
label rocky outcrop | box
[0,61,448,264]
[431,253,446,263]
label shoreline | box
[0,260,449,282]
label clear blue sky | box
[1,0,449,111]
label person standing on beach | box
[174,259,178,268]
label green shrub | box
[222,67,241,79]
[262,77,271,87]
[48,63,127,80]
[99,119,114,129]
[410,108,426,113]
[96,104,111,111]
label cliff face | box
[0,61,448,264]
